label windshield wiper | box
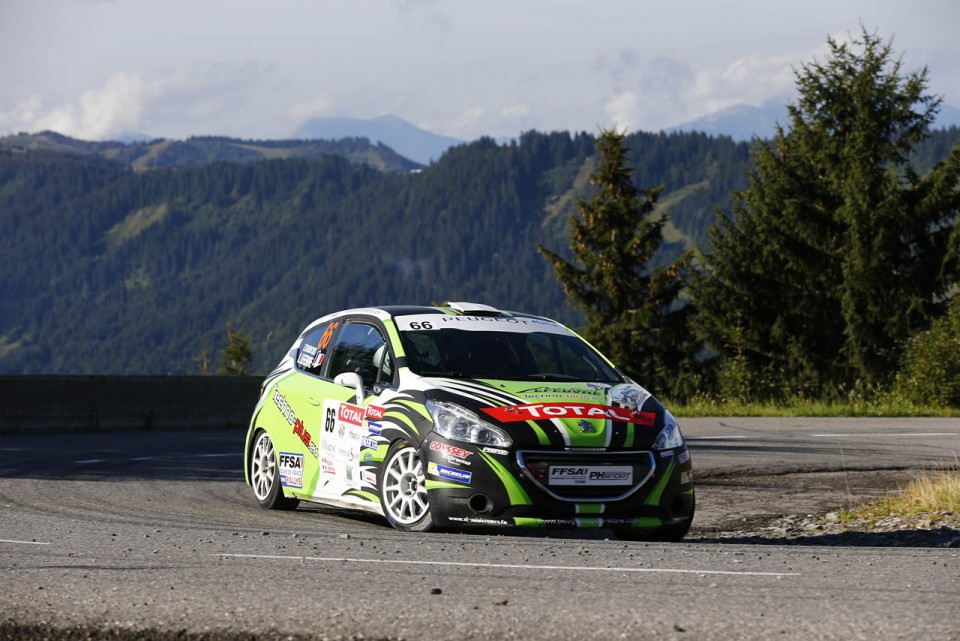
[496,373,583,382]
[415,370,469,378]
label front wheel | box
[250,429,300,510]
[379,440,434,532]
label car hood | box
[420,378,665,450]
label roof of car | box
[302,303,556,333]
[378,303,546,320]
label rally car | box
[243,302,694,540]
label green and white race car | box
[243,302,694,540]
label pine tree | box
[218,322,252,376]
[692,28,960,396]
[539,129,696,396]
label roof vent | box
[444,301,504,316]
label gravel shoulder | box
[689,468,960,547]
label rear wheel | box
[379,440,434,532]
[250,429,300,510]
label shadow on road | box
[691,526,960,547]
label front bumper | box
[422,441,694,530]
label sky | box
[2,0,958,143]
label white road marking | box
[687,432,958,442]
[0,539,50,546]
[811,433,957,438]
[216,553,799,577]
[74,452,237,464]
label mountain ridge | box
[294,114,463,165]
[0,130,421,173]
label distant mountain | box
[935,104,960,130]
[0,131,420,172]
[294,115,463,165]
[667,98,790,141]
[669,98,960,142]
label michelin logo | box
[427,462,472,484]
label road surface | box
[1,418,958,640]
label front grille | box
[516,450,656,502]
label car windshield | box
[398,324,622,383]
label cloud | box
[0,63,282,140]
[598,48,808,132]
[598,54,698,131]
[289,96,335,123]
[687,53,798,117]
[432,104,532,140]
[0,72,164,139]
[603,92,641,133]
[0,95,45,134]
[392,0,453,31]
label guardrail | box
[0,375,262,434]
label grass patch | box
[106,203,169,248]
[838,465,960,526]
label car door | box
[272,316,349,500]
[310,318,394,503]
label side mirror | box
[333,372,365,405]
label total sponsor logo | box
[365,405,386,421]
[481,402,656,426]
[427,462,472,484]
[338,403,365,426]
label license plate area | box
[548,465,633,486]
[517,451,655,502]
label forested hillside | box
[1,127,957,375]
[0,131,420,172]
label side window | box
[295,320,340,375]
[326,322,388,389]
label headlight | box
[427,400,512,447]
[652,410,684,450]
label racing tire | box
[379,439,434,532]
[250,429,300,510]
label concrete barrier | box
[0,375,263,434]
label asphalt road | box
[1,419,959,640]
